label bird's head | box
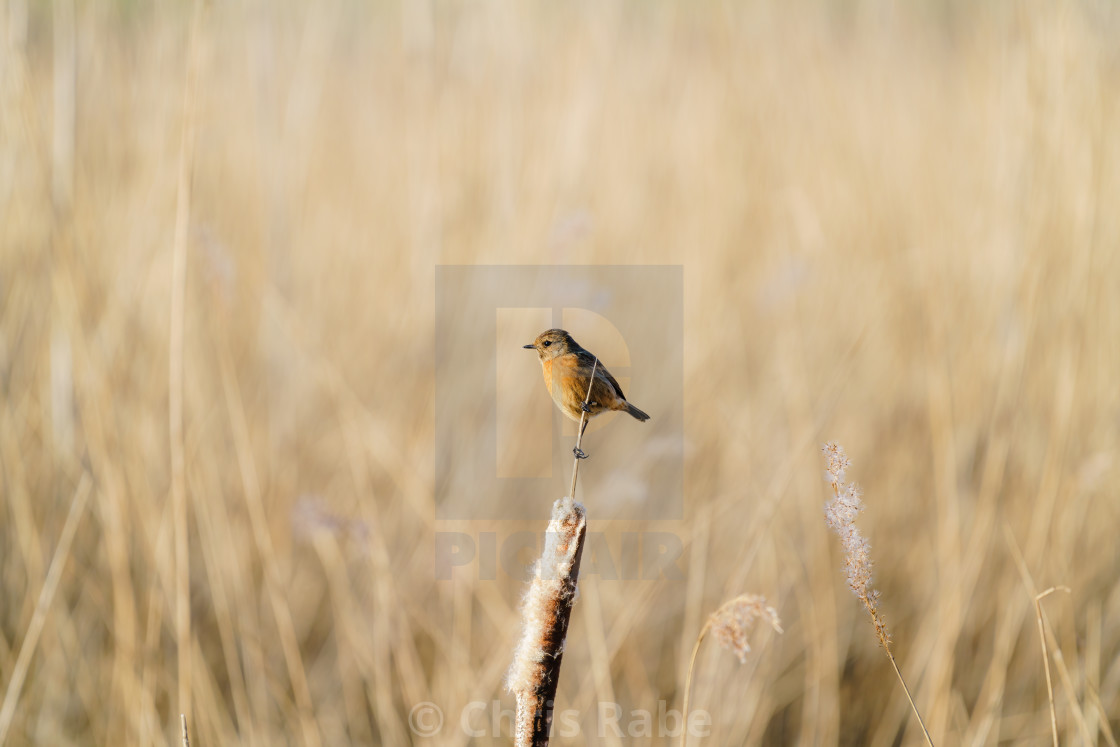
[523,328,578,361]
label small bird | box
[523,329,650,458]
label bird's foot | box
[581,401,593,413]
[573,447,589,460]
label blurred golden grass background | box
[2,0,1120,744]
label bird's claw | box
[573,447,589,460]
[581,402,592,413]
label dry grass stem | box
[180,714,190,747]
[568,356,598,499]
[822,443,934,747]
[1034,585,1072,747]
[0,475,92,746]
[508,498,588,746]
[681,594,782,747]
[169,0,205,725]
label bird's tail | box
[625,402,650,422]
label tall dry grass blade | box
[821,442,934,747]
[180,714,190,747]
[0,474,92,746]
[508,497,587,746]
[1033,586,1072,747]
[217,345,322,747]
[170,0,205,725]
[1005,527,1093,744]
[51,0,74,215]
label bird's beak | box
[522,344,535,350]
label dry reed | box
[823,442,934,746]
[169,0,205,725]
[0,475,92,745]
[1034,586,1072,747]
[507,357,599,745]
[507,497,587,746]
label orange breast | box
[542,358,555,396]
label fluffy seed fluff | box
[507,496,586,695]
[822,442,889,647]
[709,594,783,664]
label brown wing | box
[574,349,626,401]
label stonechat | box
[523,329,649,457]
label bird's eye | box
[543,341,552,347]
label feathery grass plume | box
[708,594,783,664]
[507,497,587,746]
[822,442,888,647]
[681,594,782,746]
[822,442,934,746]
